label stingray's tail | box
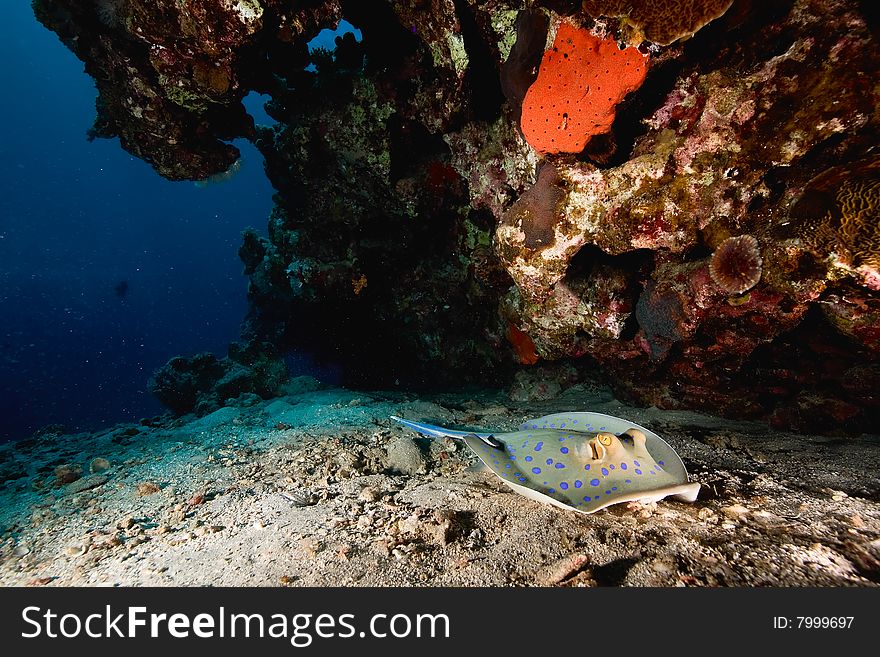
[390,416,493,440]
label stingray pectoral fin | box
[637,482,701,505]
[671,482,701,503]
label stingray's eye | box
[598,433,613,447]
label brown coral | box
[520,23,648,154]
[793,155,880,274]
[710,235,763,294]
[581,0,734,46]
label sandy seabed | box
[1,378,878,587]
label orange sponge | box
[521,23,648,155]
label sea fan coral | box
[710,235,763,294]
[520,23,648,155]
[581,0,734,46]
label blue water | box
[0,4,293,440]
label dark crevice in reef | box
[566,245,654,278]
[453,0,505,122]
[593,48,686,168]
[500,9,550,122]
[343,0,421,75]
[388,115,451,183]
[859,0,880,35]
[692,0,798,76]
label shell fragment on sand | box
[392,412,700,514]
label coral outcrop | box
[36,0,880,432]
[148,341,287,415]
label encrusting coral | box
[710,235,763,295]
[792,154,880,288]
[581,0,735,46]
[520,22,648,154]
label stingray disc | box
[392,412,700,514]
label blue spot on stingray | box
[612,487,618,491]
[635,469,642,475]
[583,496,590,502]
[550,424,556,428]
[584,464,591,471]
[605,490,611,495]
[659,461,665,466]
[560,423,566,428]
[594,496,602,501]
[535,442,544,451]
[601,468,609,476]
[560,447,569,454]
[505,464,511,469]
[510,456,517,461]
[634,460,641,467]
[525,456,533,462]
[609,464,615,470]
[546,458,553,465]
[600,426,606,430]
[493,460,499,465]
[548,488,555,493]
[555,463,565,469]
[625,479,632,484]
[572,420,578,424]
[620,463,628,470]
[532,467,541,474]
[574,480,583,488]
[559,482,569,490]
[590,479,600,487]
[531,425,538,429]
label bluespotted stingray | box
[392,412,700,514]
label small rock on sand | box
[55,464,83,485]
[534,553,591,586]
[385,436,425,476]
[136,482,161,496]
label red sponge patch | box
[521,23,648,154]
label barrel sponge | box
[581,0,734,46]
[520,23,647,155]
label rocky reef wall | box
[34,0,879,432]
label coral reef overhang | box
[33,0,880,433]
